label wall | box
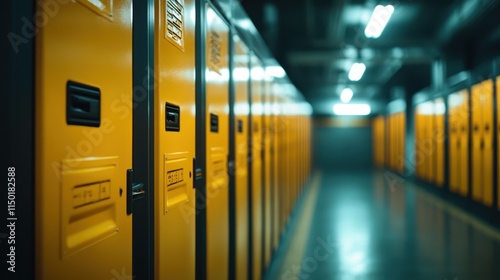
[313,117,373,170]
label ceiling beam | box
[287,47,435,66]
[436,0,499,45]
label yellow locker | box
[458,90,470,197]
[35,1,133,279]
[380,116,386,167]
[154,0,197,279]
[205,5,230,280]
[435,98,445,187]
[497,77,500,208]
[448,93,460,192]
[401,113,406,172]
[373,117,382,166]
[471,80,493,205]
[263,78,273,268]
[272,88,280,251]
[251,55,264,280]
[387,115,393,169]
[233,35,250,280]
[389,114,394,170]
[399,112,406,173]
[482,80,494,206]
[278,101,288,238]
[471,83,483,201]
[428,103,436,184]
[418,107,425,180]
[390,114,394,170]
[414,109,421,178]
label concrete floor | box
[265,169,500,280]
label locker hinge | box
[127,169,145,215]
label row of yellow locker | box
[373,112,405,172]
[372,75,500,209]
[16,0,313,280]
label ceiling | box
[242,0,500,116]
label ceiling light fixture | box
[340,88,354,103]
[364,5,394,38]
[348,63,366,81]
[333,104,371,115]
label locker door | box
[393,114,397,170]
[400,112,406,172]
[233,35,250,280]
[205,5,230,280]
[458,90,470,197]
[448,93,459,192]
[373,118,377,165]
[419,108,426,180]
[414,109,420,178]
[388,115,393,169]
[35,1,133,279]
[250,55,264,280]
[154,0,197,279]
[497,77,500,208]
[428,103,436,184]
[472,83,484,202]
[262,78,272,268]
[272,87,280,251]
[372,118,378,165]
[380,117,386,167]
[374,118,379,165]
[481,80,494,206]
[435,98,445,187]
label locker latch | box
[165,103,181,131]
[66,81,101,127]
[127,169,145,215]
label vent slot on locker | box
[165,0,185,50]
[165,103,180,131]
[208,30,221,73]
[210,113,219,133]
[67,81,101,127]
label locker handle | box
[127,169,145,215]
[67,81,101,127]
[480,139,485,150]
[485,124,490,132]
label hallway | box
[266,169,500,280]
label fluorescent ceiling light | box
[348,63,366,81]
[333,104,371,115]
[364,5,394,38]
[340,88,354,103]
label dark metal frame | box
[4,2,35,279]
[131,0,156,278]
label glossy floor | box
[266,169,500,280]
